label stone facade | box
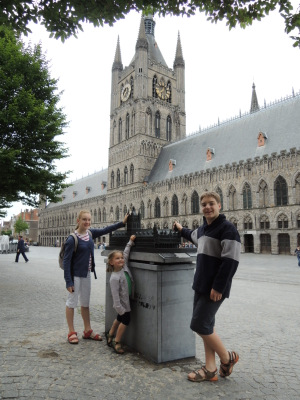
[38,15,300,255]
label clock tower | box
[108,14,186,197]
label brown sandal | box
[219,351,239,377]
[188,366,218,382]
[112,339,124,354]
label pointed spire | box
[112,36,123,71]
[250,82,260,113]
[136,16,148,50]
[173,32,185,68]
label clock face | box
[121,83,131,102]
[156,80,170,100]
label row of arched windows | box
[146,108,172,141]
[111,164,134,188]
[228,175,291,210]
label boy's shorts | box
[66,272,91,308]
[117,311,131,326]
[190,292,224,335]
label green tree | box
[1,229,12,236]
[0,27,69,217]
[14,217,29,234]
[0,1,299,46]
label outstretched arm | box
[123,235,136,264]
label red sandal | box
[68,331,79,344]
[82,329,102,341]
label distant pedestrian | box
[294,246,300,266]
[15,236,29,263]
[173,191,241,382]
[105,235,135,354]
[64,209,129,345]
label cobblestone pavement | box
[1,247,300,400]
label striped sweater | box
[181,214,241,298]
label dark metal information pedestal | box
[105,252,196,363]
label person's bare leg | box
[188,330,229,380]
[66,306,78,343]
[115,323,127,343]
[66,306,75,333]
[81,306,92,332]
[109,319,120,336]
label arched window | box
[125,113,130,139]
[243,183,252,209]
[171,194,179,216]
[130,76,134,99]
[167,81,172,103]
[297,213,300,228]
[111,171,114,189]
[123,205,127,216]
[115,206,119,221]
[130,164,134,183]
[230,217,238,229]
[146,108,152,135]
[153,75,158,98]
[260,215,270,229]
[166,115,172,141]
[258,180,269,207]
[140,201,145,219]
[103,208,106,222]
[118,118,122,143]
[215,187,223,210]
[274,176,288,206]
[182,193,187,215]
[147,199,152,219]
[154,197,161,218]
[117,169,120,188]
[98,208,101,222]
[191,191,199,214]
[295,174,300,204]
[155,111,160,138]
[229,185,237,210]
[244,215,253,230]
[124,166,128,185]
[277,213,288,229]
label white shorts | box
[66,272,91,308]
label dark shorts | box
[190,292,224,335]
[117,311,131,326]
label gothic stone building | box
[38,15,300,255]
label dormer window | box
[258,131,267,147]
[169,159,176,171]
[86,187,91,194]
[101,181,107,190]
[73,191,77,198]
[206,148,215,161]
[62,195,66,201]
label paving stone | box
[1,248,300,399]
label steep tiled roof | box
[46,169,108,209]
[148,94,300,183]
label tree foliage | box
[0,1,299,46]
[14,217,29,234]
[0,27,69,215]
